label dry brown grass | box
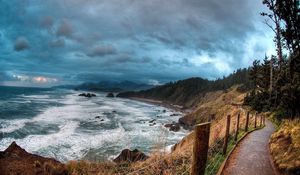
[184,85,247,124]
[172,85,252,153]
[270,119,300,174]
[66,150,193,175]
[66,127,193,175]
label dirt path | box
[221,119,276,175]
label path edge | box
[267,127,283,175]
[216,127,264,175]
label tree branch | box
[263,19,276,33]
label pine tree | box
[245,0,300,118]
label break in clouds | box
[0,0,274,86]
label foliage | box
[245,0,300,119]
[276,0,300,52]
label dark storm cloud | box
[56,20,74,38]
[86,44,117,57]
[0,0,274,86]
[115,53,134,63]
[14,37,30,51]
[40,16,54,29]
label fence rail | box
[192,111,266,175]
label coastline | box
[127,97,190,115]
[127,97,195,130]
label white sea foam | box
[21,94,51,99]
[0,119,30,133]
[0,90,188,162]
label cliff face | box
[0,142,68,175]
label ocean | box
[0,86,187,162]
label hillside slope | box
[172,85,248,152]
[178,85,247,127]
[117,68,251,108]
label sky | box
[0,0,276,87]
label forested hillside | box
[118,68,251,108]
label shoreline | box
[127,97,190,115]
[127,97,194,130]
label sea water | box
[0,86,187,162]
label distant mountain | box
[51,84,77,89]
[117,68,252,108]
[73,80,154,92]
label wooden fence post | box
[254,113,257,128]
[191,122,211,175]
[234,113,240,141]
[245,111,249,132]
[260,115,263,127]
[223,115,231,155]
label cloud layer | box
[0,0,275,86]
[14,37,30,51]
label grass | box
[187,85,247,124]
[269,119,300,174]
[66,140,194,175]
[204,124,263,175]
[267,112,282,130]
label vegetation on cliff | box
[179,85,246,126]
[269,119,300,174]
[118,68,251,108]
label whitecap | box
[0,90,189,162]
[0,119,29,133]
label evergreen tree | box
[249,60,261,89]
[245,0,300,119]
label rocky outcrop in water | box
[78,93,96,98]
[149,119,156,123]
[170,113,181,117]
[95,116,105,121]
[178,115,195,130]
[106,92,114,98]
[113,149,149,163]
[164,123,180,132]
[0,142,68,175]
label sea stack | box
[78,93,96,98]
[106,92,114,98]
[113,149,149,163]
